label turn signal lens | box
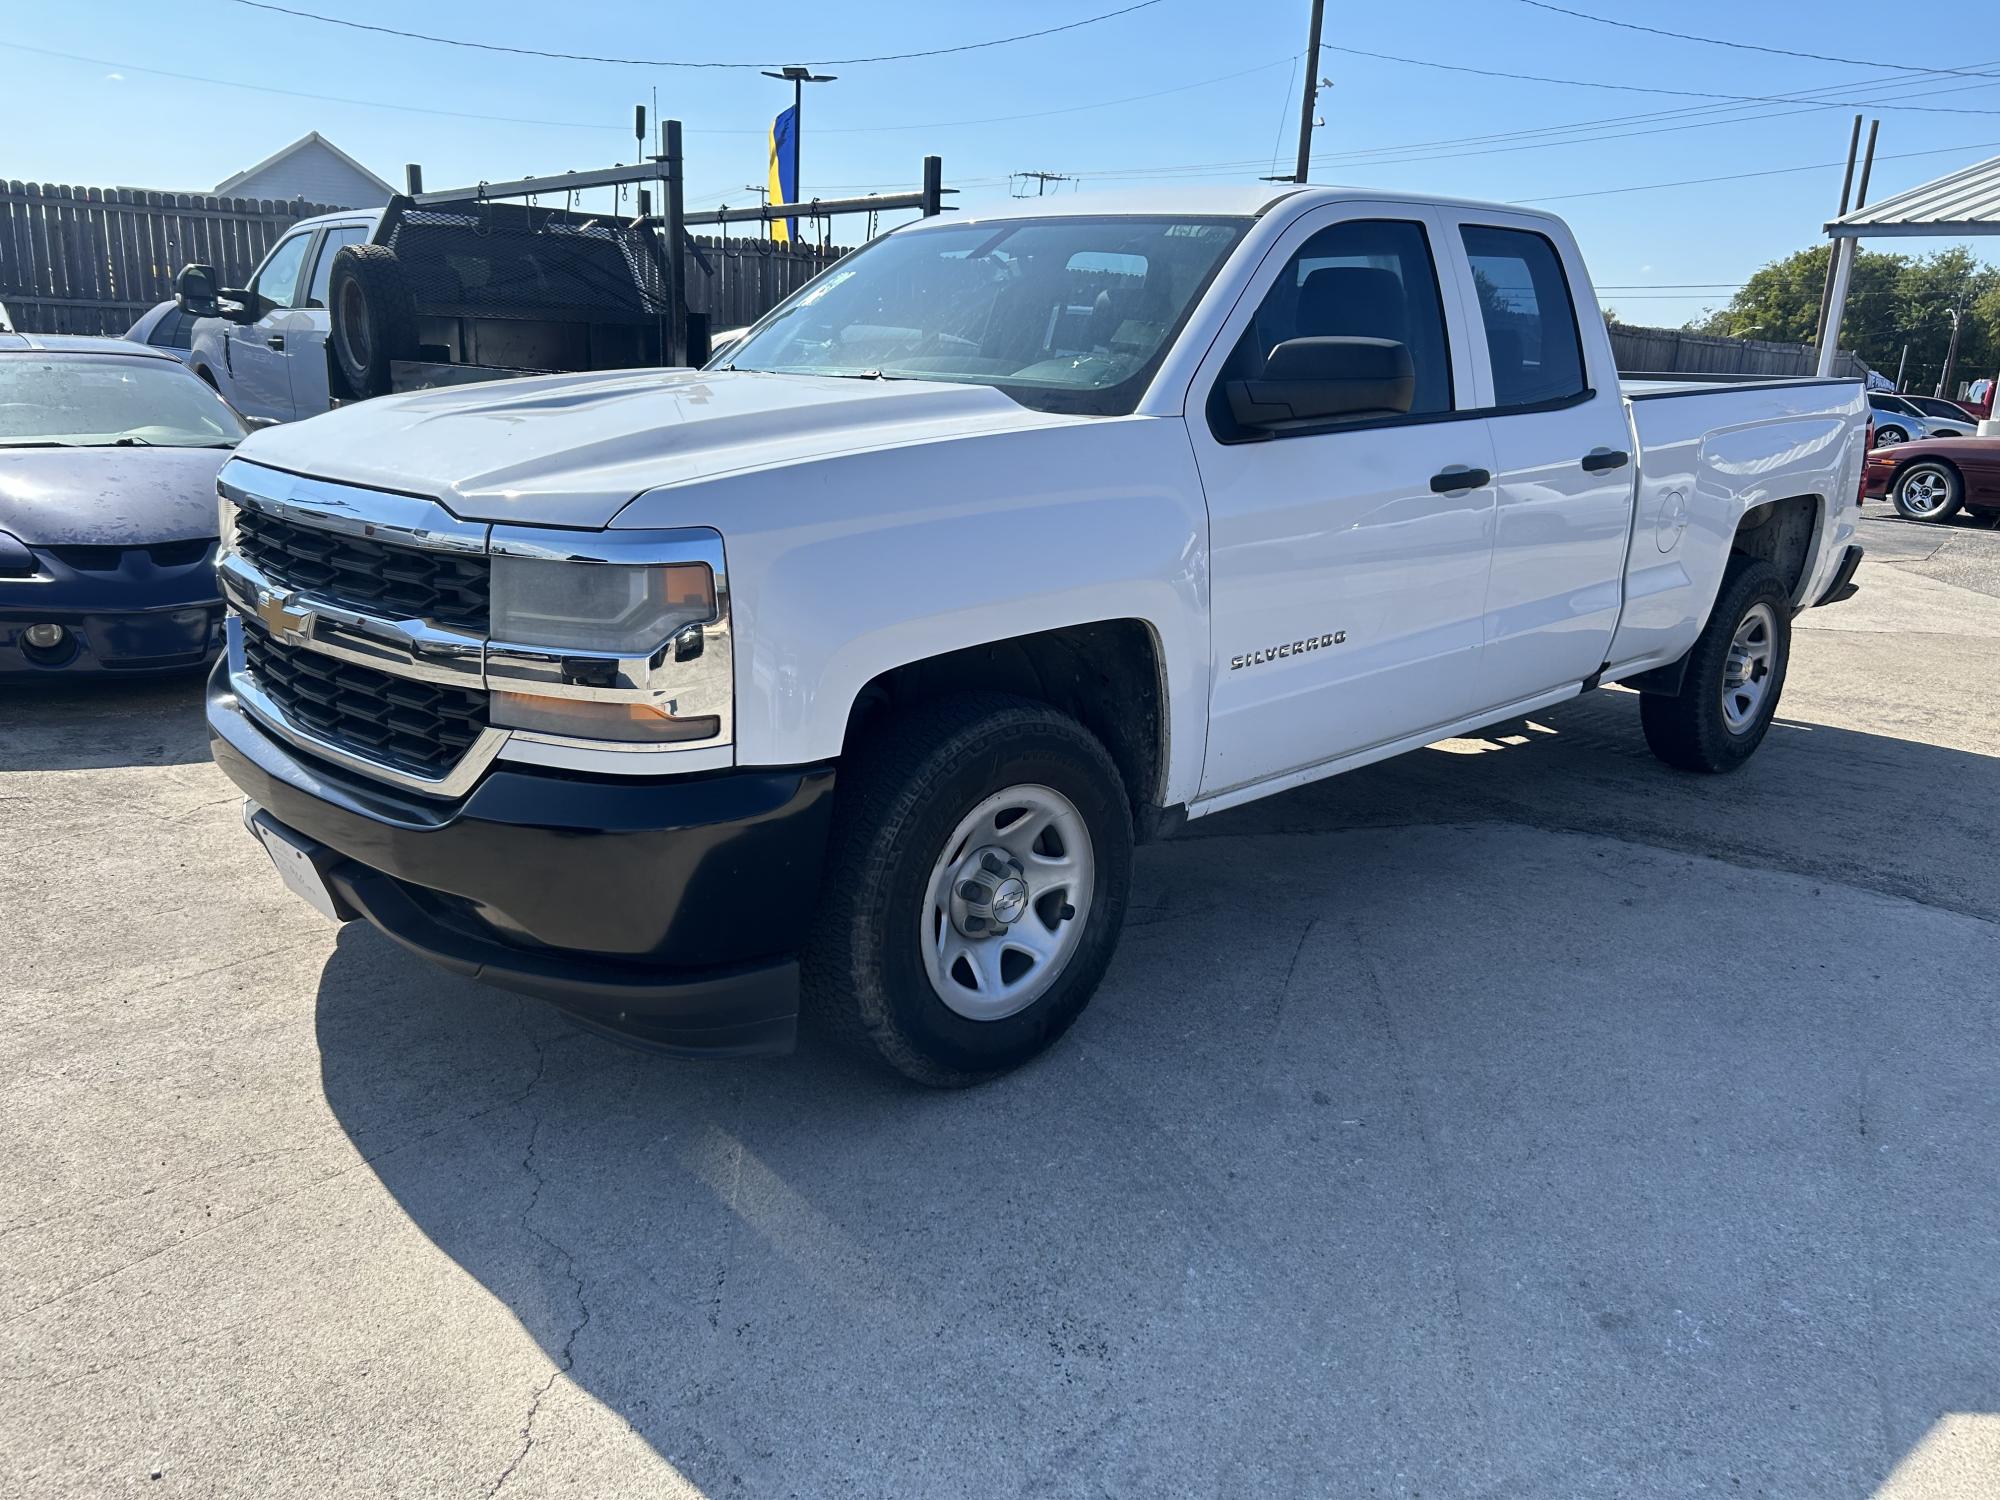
[491,691,720,744]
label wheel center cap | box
[990,878,1028,925]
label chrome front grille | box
[242,623,487,779]
[234,506,490,631]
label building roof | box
[1828,153,2000,239]
[214,131,395,200]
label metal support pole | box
[405,163,424,196]
[1817,236,1857,378]
[1813,116,1862,351]
[1937,306,1964,399]
[665,119,688,367]
[1294,0,1327,183]
[921,157,943,218]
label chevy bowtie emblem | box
[254,588,315,646]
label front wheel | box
[804,693,1133,1086]
[1892,460,1963,522]
[1640,558,1793,773]
[1875,424,1909,445]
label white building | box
[213,133,394,209]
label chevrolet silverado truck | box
[206,186,1868,1085]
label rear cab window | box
[1460,224,1589,410]
[305,225,371,310]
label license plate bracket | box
[244,803,354,923]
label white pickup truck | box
[207,186,1868,1085]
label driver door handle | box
[265,335,286,351]
[1581,448,1629,473]
[1429,466,1491,494]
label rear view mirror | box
[1225,336,1415,430]
[174,263,221,318]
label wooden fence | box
[0,182,341,336]
[1610,320,1870,381]
[681,234,849,331]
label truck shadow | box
[313,689,2000,1497]
[0,670,212,770]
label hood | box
[0,445,230,546]
[234,367,1081,529]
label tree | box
[1693,244,1999,395]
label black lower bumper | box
[208,663,835,1055]
[0,599,223,676]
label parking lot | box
[4,508,1997,1497]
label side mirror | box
[217,287,259,324]
[174,263,221,318]
[1225,336,1414,430]
[241,415,280,431]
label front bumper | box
[208,662,836,1055]
[1,541,224,676]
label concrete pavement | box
[4,509,1997,1498]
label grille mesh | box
[243,624,486,778]
[235,509,488,631]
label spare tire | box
[328,244,418,398]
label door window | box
[1460,225,1588,409]
[1208,218,1453,440]
[250,232,313,312]
[305,226,369,309]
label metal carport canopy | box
[1817,152,2000,376]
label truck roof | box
[931,183,1566,228]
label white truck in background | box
[205,185,1868,1085]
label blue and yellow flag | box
[767,105,799,244]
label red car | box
[1865,435,2000,522]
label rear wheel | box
[1875,424,1909,445]
[328,244,418,398]
[804,693,1133,1086]
[1891,460,1963,522]
[1640,558,1792,773]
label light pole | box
[761,65,836,238]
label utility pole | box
[1895,342,1910,391]
[1012,171,1073,198]
[1814,116,1863,352]
[1937,305,1965,399]
[1294,0,1327,183]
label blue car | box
[1,333,245,676]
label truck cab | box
[180,211,378,422]
[205,186,1869,1085]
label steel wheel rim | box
[1900,468,1949,517]
[1721,601,1777,734]
[921,783,1094,1022]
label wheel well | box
[842,620,1167,827]
[1895,452,1961,486]
[1731,494,1820,602]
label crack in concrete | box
[486,1026,592,1498]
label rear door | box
[1436,212,1635,706]
[226,229,313,421]
[1190,203,1496,798]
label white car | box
[205,185,1870,1084]
[1869,392,1973,443]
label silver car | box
[1869,392,1973,444]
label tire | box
[1640,557,1792,774]
[1875,424,1909,445]
[803,692,1134,1087]
[328,244,418,398]
[1891,460,1964,522]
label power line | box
[1512,1,2000,82]
[1513,139,2000,204]
[220,0,1165,69]
[1324,42,2000,115]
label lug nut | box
[981,851,1012,876]
[959,880,991,903]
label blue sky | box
[4,0,1995,326]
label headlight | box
[485,526,732,747]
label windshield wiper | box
[112,435,155,446]
[0,439,80,448]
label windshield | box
[719,215,1249,415]
[0,354,248,448]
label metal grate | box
[235,509,488,631]
[243,624,487,778]
[384,203,669,322]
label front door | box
[225,229,313,421]
[1192,206,1497,799]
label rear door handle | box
[1429,466,1491,494]
[1581,448,1629,473]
